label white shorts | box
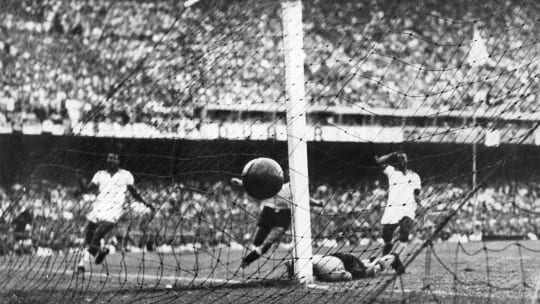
[87,203,124,223]
[380,204,416,225]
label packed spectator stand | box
[1,176,538,255]
[1,0,539,134]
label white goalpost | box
[281,0,314,284]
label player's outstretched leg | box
[77,221,99,273]
[241,227,286,268]
[390,253,405,275]
[379,253,405,275]
[241,226,270,268]
[382,224,397,255]
[95,247,110,265]
[241,205,290,268]
[393,216,413,259]
[93,222,115,265]
[259,227,285,255]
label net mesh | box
[1,0,540,303]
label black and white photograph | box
[0,0,539,303]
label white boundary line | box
[0,265,242,285]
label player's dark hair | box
[107,152,120,160]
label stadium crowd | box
[1,0,539,134]
[1,176,539,255]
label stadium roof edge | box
[205,103,540,121]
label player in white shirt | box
[76,153,154,273]
[231,177,322,268]
[375,152,421,258]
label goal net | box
[1,0,540,303]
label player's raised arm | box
[309,197,324,208]
[230,177,243,187]
[76,172,98,194]
[84,180,99,193]
[375,152,397,167]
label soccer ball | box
[241,157,284,200]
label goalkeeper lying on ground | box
[288,252,405,282]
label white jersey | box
[261,182,292,210]
[87,169,134,223]
[380,165,421,225]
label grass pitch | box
[1,240,540,303]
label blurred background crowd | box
[1,176,539,255]
[0,0,539,134]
